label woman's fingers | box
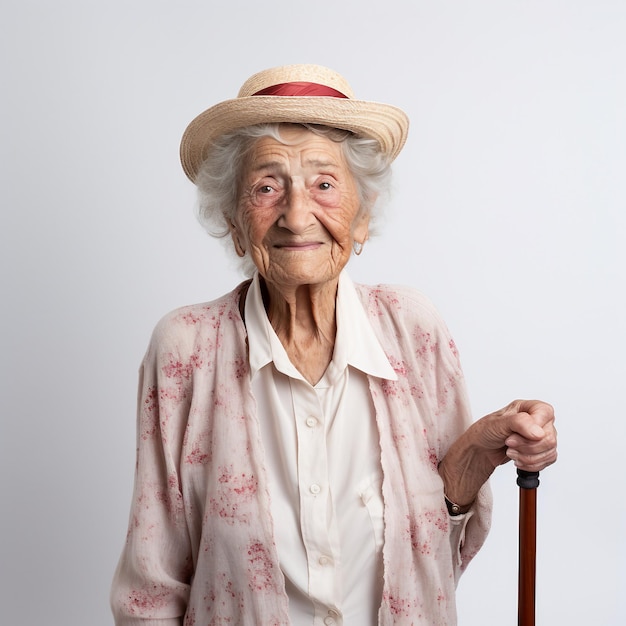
[504,407,558,471]
[506,443,558,471]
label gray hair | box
[195,123,393,275]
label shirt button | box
[310,483,321,495]
[305,416,318,428]
[318,555,332,566]
[323,617,335,625]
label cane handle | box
[517,469,540,490]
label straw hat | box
[179,64,409,183]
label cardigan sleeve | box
[110,316,194,625]
[400,286,493,580]
[409,288,493,581]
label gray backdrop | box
[2,1,624,624]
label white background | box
[1,1,624,624]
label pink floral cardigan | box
[111,280,492,625]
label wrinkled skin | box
[230,126,368,290]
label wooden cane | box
[517,469,540,626]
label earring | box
[353,240,364,256]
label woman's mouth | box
[274,241,323,251]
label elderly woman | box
[111,65,557,625]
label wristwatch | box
[444,496,470,516]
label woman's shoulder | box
[148,281,249,350]
[354,281,461,367]
[354,282,445,327]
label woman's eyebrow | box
[304,158,340,170]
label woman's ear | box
[228,219,246,257]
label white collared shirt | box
[246,271,397,626]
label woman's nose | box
[277,187,316,234]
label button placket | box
[291,379,339,612]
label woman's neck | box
[262,277,338,385]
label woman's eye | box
[319,181,332,190]
[249,182,282,207]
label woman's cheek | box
[246,209,278,246]
[319,202,359,235]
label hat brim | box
[180,96,409,183]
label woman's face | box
[230,126,369,290]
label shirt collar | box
[245,271,397,383]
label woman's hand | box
[473,399,558,472]
[438,400,557,510]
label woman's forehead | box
[245,130,347,172]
